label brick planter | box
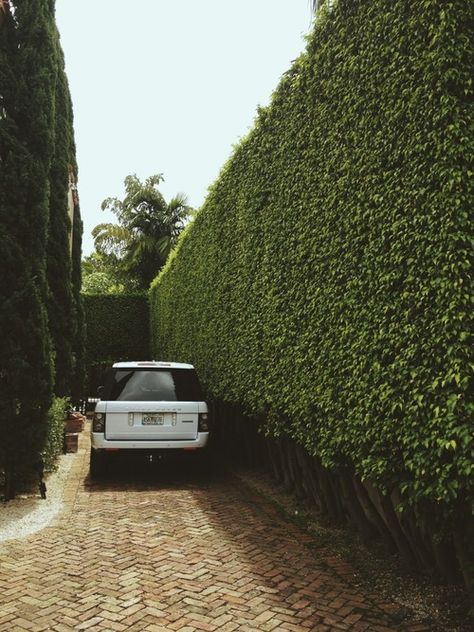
[63,432,79,453]
[65,412,86,433]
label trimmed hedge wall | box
[83,294,150,388]
[151,0,473,589]
[0,2,85,498]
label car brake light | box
[137,361,172,366]
[198,412,210,432]
[93,412,106,432]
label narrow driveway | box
[0,430,429,632]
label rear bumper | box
[91,432,209,451]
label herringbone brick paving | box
[0,429,430,631]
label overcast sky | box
[55,1,313,256]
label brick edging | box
[53,423,90,528]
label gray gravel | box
[0,453,73,542]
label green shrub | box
[151,0,473,517]
[83,294,150,392]
[42,397,69,472]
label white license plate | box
[142,413,165,426]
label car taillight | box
[198,412,210,432]
[93,412,106,432]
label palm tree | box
[92,174,191,289]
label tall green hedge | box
[151,0,473,517]
[0,1,85,496]
[71,191,86,402]
[46,42,76,397]
[0,0,57,494]
[83,294,150,366]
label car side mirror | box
[97,385,104,399]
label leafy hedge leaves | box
[84,294,150,365]
[151,0,473,512]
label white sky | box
[55,1,313,256]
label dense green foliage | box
[42,397,68,472]
[151,0,473,517]
[81,252,128,294]
[0,1,84,494]
[46,43,76,396]
[0,0,56,490]
[92,174,191,291]
[70,184,87,402]
[83,294,150,366]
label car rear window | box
[103,369,204,402]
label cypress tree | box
[71,165,87,403]
[46,39,75,396]
[0,0,57,496]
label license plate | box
[142,413,164,426]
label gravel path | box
[0,452,73,542]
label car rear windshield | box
[103,369,204,402]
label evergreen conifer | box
[71,172,87,403]
[46,40,75,396]
[0,1,85,496]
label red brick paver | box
[0,429,430,631]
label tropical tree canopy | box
[81,252,128,294]
[92,174,191,290]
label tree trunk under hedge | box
[214,401,473,596]
[352,476,396,552]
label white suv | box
[90,361,210,476]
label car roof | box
[112,361,195,370]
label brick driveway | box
[0,430,429,632]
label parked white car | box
[90,361,210,476]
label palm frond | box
[156,235,172,258]
[100,196,123,215]
[145,173,164,188]
[168,192,189,209]
[167,194,191,231]
[92,223,132,257]
[123,174,142,193]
